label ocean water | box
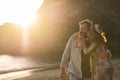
[0,55,59,74]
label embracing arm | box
[82,38,98,55]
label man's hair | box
[79,19,93,29]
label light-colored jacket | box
[60,34,85,78]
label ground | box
[11,59,120,80]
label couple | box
[60,19,113,80]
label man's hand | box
[60,68,67,80]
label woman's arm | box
[82,38,98,55]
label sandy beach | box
[8,59,119,80]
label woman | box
[97,49,113,80]
[82,24,114,80]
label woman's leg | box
[98,67,114,80]
[104,67,114,80]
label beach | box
[11,59,120,80]
[0,55,119,80]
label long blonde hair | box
[94,24,107,43]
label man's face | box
[79,23,88,37]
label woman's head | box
[93,24,107,43]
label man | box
[60,19,93,80]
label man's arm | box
[60,36,72,80]
[60,37,72,68]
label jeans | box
[98,67,114,80]
[69,73,91,80]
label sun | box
[0,0,44,27]
[0,0,44,54]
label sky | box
[0,0,44,27]
[0,0,45,55]
[0,0,119,57]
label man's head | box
[79,19,93,37]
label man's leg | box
[69,73,82,80]
[82,78,91,80]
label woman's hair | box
[93,24,107,44]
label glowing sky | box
[0,0,44,26]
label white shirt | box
[60,36,83,78]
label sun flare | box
[0,0,44,27]
[0,0,44,54]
